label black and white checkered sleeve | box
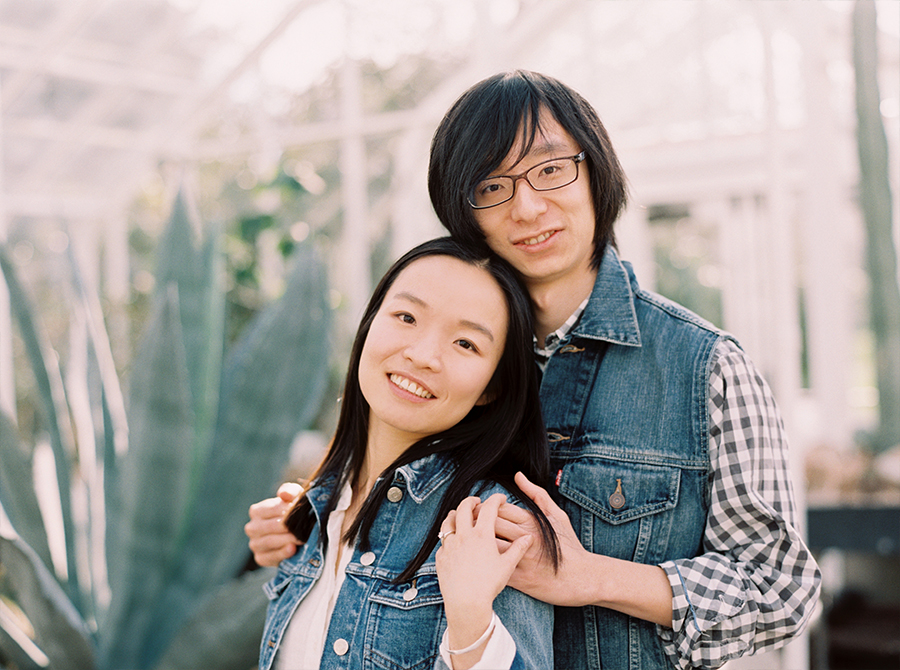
[656,340,821,669]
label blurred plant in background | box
[0,189,331,669]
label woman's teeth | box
[390,374,434,398]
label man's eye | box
[540,164,561,176]
[480,181,505,195]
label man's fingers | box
[276,481,303,502]
[248,530,299,553]
[514,471,563,517]
[249,497,290,521]
[494,516,530,542]
[497,501,533,525]
[255,542,299,567]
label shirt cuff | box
[439,613,516,670]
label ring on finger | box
[438,529,455,543]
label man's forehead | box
[501,112,578,170]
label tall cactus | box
[0,189,331,669]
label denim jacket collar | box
[571,245,641,347]
[307,453,456,514]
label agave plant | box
[0,190,331,670]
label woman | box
[258,237,559,670]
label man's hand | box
[497,472,674,626]
[245,482,303,567]
[494,472,596,607]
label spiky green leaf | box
[0,246,80,602]
[0,413,50,571]
[100,284,195,669]
[153,568,273,670]
[142,243,330,663]
[0,534,95,670]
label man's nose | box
[509,179,549,221]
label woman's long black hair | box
[285,237,560,582]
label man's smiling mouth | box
[519,231,555,246]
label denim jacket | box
[542,246,730,670]
[259,454,554,670]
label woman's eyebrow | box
[459,319,494,342]
[393,291,427,307]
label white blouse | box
[274,483,516,669]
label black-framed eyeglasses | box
[467,151,586,209]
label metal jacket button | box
[609,478,626,509]
[387,486,403,502]
[333,638,349,655]
[403,586,418,601]
[360,551,376,565]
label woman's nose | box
[403,336,443,371]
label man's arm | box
[496,341,821,669]
[654,342,821,668]
[495,472,674,627]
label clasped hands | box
[244,472,592,607]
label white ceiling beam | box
[1,0,112,110]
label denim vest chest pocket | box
[554,455,681,563]
[358,568,444,670]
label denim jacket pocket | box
[364,572,445,670]
[555,456,682,562]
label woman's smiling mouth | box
[389,373,435,399]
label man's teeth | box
[390,374,434,398]
[523,231,552,245]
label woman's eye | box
[398,313,415,324]
[456,339,477,352]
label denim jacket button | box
[333,638,349,656]
[387,486,403,503]
[402,586,418,601]
[360,551,376,565]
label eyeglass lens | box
[470,156,580,208]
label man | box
[246,70,821,670]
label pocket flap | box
[368,573,443,610]
[557,457,680,524]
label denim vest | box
[542,247,730,670]
[259,454,554,670]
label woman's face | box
[358,255,508,448]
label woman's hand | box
[244,482,303,566]
[436,493,533,670]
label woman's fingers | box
[453,496,480,533]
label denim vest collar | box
[571,245,641,348]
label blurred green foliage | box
[0,189,331,669]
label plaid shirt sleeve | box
[656,340,821,669]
